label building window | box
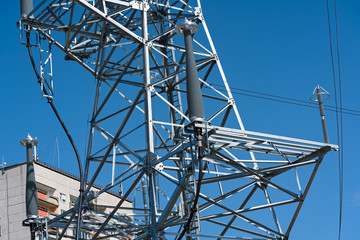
[60,193,66,203]
[70,195,77,207]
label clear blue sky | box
[1,0,359,239]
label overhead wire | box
[25,30,83,179]
[326,0,344,239]
[326,0,343,240]
[206,83,360,117]
[226,83,359,114]
[333,0,344,239]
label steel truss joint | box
[228,97,235,105]
[130,1,149,11]
[194,7,202,16]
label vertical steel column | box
[142,2,158,237]
[84,78,101,183]
[142,3,154,155]
[20,134,39,240]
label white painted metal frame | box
[19,1,337,239]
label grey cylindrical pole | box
[20,134,39,219]
[20,0,33,18]
[25,142,38,218]
[315,86,329,143]
[176,19,205,121]
[141,179,149,223]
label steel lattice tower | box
[19,0,338,239]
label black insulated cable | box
[177,127,205,240]
[325,0,344,239]
[25,27,84,240]
[207,83,360,117]
[25,28,83,181]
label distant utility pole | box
[311,85,330,143]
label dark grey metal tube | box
[183,27,205,121]
[25,142,38,218]
[21,134,38,240]
[141,178,149,223]
[316,87,329,143]
[175,20,205,121]
[20,0,33,18]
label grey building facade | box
[0,162,131,239]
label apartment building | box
[0,161,132,239]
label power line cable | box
[334,0,344,239]
[206,83,360,117]
[326,0,344,239]
[26,31,83,179]
[26,28,85,240]
[218,83,360,114]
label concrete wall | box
[34,163,132,214]
[0,164,29,240]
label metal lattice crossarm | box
[205,125,338,157]
[19,0,338,239]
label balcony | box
[38,192,59,208]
